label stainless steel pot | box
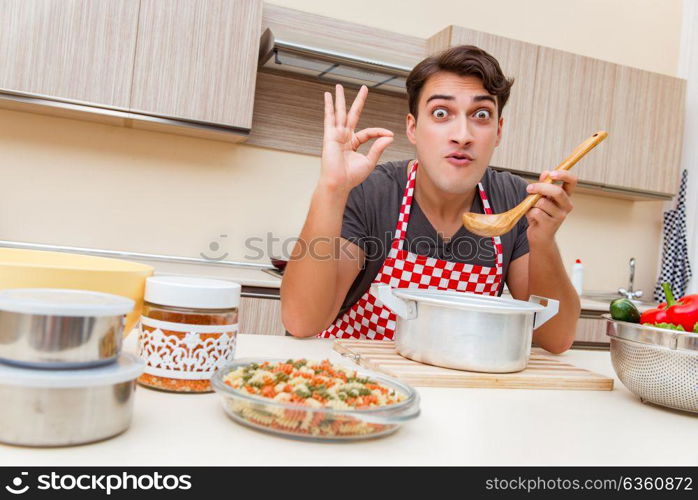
[374,285,559,373]
[0,352,144,446]
[0,288,134,368]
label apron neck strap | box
[392,161,502,266]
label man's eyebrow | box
[473,95,496,105]
[425,94,454,104]
[424,94,497,105]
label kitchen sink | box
[581,292,656,308]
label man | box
[281,45,580,353]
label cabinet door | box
[575,317,608,345]
[604,66,685,194]
[239,297,285,335]
[130,0,262,128]
[0,0,139,108]
[428,26,540,174]
[530,48,615,185]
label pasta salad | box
[218,359,409,439]
[223,359,405,409]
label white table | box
[3,334,696,466]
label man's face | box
[406,72,503,195]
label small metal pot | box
[374,285,559,373]
[0,289,134,368]
[0,353,144,447]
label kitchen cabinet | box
[427,26,540,176]
[130,0,262,130]
[574,316,608,346]
[0,0,263,141]
[529,47,616,186]
[239,296,285,336]
[0,0,140,108]
[604,65,685,194]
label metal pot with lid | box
[0,288,135,368]
[373,285,559,373]
[0,352,144,446]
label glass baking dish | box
[211,358,420,442]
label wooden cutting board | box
[333,340,613,391]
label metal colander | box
[605,315,698,413]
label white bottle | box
[571,259,584,295]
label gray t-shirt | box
[338,159,530,317]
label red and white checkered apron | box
[319,161,504,340]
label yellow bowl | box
[0,248,153,335]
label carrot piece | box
[261,385,276,398]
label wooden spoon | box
[462,131,608,237]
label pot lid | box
[0,288,135,317]
[0,352,144,388]
[391,289,547,313]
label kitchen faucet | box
[618,257,643,300]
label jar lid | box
[0,352,144,388]
[0,288,135,317]
[145,276,241,309]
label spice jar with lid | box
[137,276,240,393]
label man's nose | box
[449,115,474,145]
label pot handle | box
[530,295,559,329]
[372,284,418,320]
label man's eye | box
[432,108,448,119]
[474,109,491,120]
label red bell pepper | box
[640,283,698,331]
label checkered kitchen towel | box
[654,169,692,302]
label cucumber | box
[610,298,641,323]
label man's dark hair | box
[406,45,515,118]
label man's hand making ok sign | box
[320,84,394,194]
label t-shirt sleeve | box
[340,184,370,253]
[510,178,530,262]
